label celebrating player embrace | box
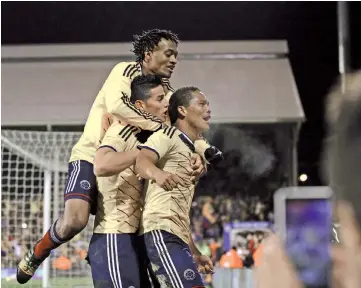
[136,87,214,288]
[17,29,178,284]
[17,28,222,285]
[89,76,210,287]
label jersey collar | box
[178,130,195,153]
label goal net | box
[1,130,93,287]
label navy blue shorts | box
[64,160,98,212]
[88,233,155,288]
[144,230,205,288]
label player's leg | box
[145,230,205,288]
[88,233,142,288]
[136,235,161,288]
[17,160,97,284]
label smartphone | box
[274,187,333,288]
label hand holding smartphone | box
[274,187,333,288]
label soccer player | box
[88,74,168,288]
[136,87,215,288]
[17,29,219,284]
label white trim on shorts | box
[151,230,184,288]
[65,160,81,194]
[106,234,123,288]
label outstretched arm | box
[94,147,138,177]
[94,123,138,177]
[135,148,162,182]
[135,149,189,191]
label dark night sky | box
[2,1,361,185]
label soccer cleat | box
[17,246,48,284]
[204,146,224,167]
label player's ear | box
[144,51,152,63]
[135,100,145,110]
[178,106,187,117]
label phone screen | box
[286,199,332,288]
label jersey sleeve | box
[137,127,176,160]
[103,63,163,131]
[98,123,129,152]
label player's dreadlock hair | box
[130,74,163,104]
[168,86,200,125]
[132,29,179,63]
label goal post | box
[1,130,94,287]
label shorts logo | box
[80,180,91,190]
[184,268,196,281]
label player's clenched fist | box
[153,171,191,191]
[194,255,214,274]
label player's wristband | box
[204,146,224,168]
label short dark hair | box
[130,75,163,104]
[168,86,200,125]
[132,29,179,63]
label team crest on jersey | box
[184,268,196,281]
[80,180,91,190]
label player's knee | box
[61,199,90,235]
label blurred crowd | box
[191,195,272,241]
[1,198,89,275]
[190,195,271,276]
[1,199,42,269]
[189,195,270,287]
